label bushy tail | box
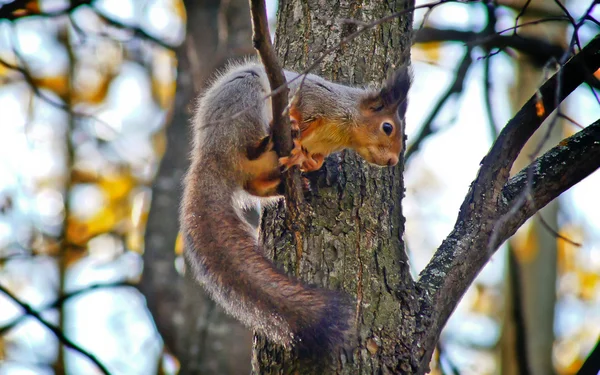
[180,178,355,358]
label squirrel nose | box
[387,156,399,166]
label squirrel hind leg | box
[244,170,282,197]
[246,135,273,160]
[243,137,282,197]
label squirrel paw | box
[279,139,308,171]
[302,153,324,172]
[279,140,325,173]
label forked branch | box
[415,34,600,372]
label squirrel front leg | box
[279,111,325,172]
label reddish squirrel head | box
[352,66,411,167]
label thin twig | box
[414,27,565,68]
[0,283,111,375]
[558,113,584,129]
[0,56,113,132]
[405,47,473,161]
[537,213,582,247]
[0,0,177,50]
[0,281,135,335]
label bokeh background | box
[0,0,598,374]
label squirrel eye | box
[382,122,394,136]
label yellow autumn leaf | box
[152,131,167,158]
[554,338,581,375]
[173,0,187,25]
[25,0,40,13]
[0,335,4,360]
[412,42,442,65]
[63,245,87,268]
[130,189,150,229]
[472,286,500,316]
[66,204,127,246]
[98,173,136,201]
[126,230,144,254]
[73,71,114,105]
[8,0,40,17]
[175,232,184,255]
[151,49,177,110]
[578,270,599,301]
[31,74,69,99]
[511,222,538,264]
[152,77,177,110]
[67,218,90,246]
[0,63,9,78]
[98,203,131,232]
[71,169,100,184]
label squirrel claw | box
[279,141,325,173]
[279,139,307,171]
[301,153,324,172]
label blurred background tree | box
[0,0,598,374]
[138,0,254,374]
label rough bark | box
[139,1,253,374]
[248,1,600,373]
[254,1,416,373]
[252,9,600,371]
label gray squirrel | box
[180,61,410,359]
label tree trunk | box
[139,1,253,374]
[254,1,417,373]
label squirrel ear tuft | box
[359,93,385,113]
[380,64,412,116]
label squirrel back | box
[181,61,410,359]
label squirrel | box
[180,61,410,359]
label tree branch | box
[577,336,600,375]
[0,281,133,335]
[500,120,600,229]
[414,34,600,372]
[248,0,290,157]
[415,26,565,67]
[248,0,303,205]
[0,0,177,49]
[0,283,112,375]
